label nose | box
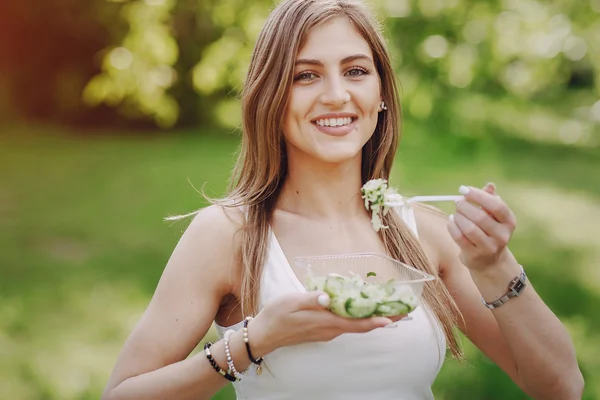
[319,76,350,107]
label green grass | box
[1,122,599,399]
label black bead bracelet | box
[204,342,238,382]
[243,316,264,374]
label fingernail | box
[458,185,470,195]
[449,214,455,223]
[317,294,330,307]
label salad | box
[360,179,403,232]
[306,272,418,318]
[361,179,465,232]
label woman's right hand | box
[247,291,393,357]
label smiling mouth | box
[312,117,357,127]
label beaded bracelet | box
[243,316,264,375]
[224,329,245,380]
[203,342,237,382]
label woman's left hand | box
[447,183,517,272]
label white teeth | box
[315,117,353,127]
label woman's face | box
[283,16,383,165]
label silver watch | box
[481,265,527,310]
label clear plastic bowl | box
[294,252,435,318]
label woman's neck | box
[277,154,366,220]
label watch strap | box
[481,265,527,310]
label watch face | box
[511,278,526,294]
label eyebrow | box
[295,54,373,67]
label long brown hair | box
[204,0,463,359]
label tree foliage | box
[79,0,600,146]
[2,0,599,144]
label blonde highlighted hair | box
[176,0,464,359]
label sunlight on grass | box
[1,282,148,400]
[509,183,600,291]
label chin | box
[315,142,364,164]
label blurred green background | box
[1,0,600,399]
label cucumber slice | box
[386,284,418,311]
[345,297,377,318]
[402,295,418,311]
[375,304,392,316]
[375,301,409,317]
[323,276,346,297]
[305,276,327,292]
[383,280,398,296]
[360,283,387,301]
[329,296,351,318]
[387,284,415,299]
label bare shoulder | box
[410,203,460,270]
[411,202,448,231]
[182,204,245,255]
[185,203,245,238]
[168,204,245,292]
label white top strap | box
[398,205,419,239]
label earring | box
[380,101,387,111]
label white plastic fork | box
[384,195,465,207]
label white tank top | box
[215,206,446,400]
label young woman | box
[102,1,583,399]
